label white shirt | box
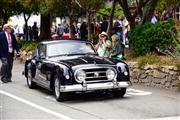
[5,32,13,53]
[151,16,158,23]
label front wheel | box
[27,69,37,89]
[112,88,127,98]
[54,76,68,101]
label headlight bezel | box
[106,68,117,80]
[75,70,86,82]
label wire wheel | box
[27,69,37,89]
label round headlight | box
[65,75,70,79]
[76,70,86,81]
[124,71,128,76]
[106,69,116,80]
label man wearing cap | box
[0,24,20,83]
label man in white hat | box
[0,23,20,83]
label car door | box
[34,44,50,89]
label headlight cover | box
[75,70,86,81]
[106,68,116,80]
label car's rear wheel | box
[54,75,68,101]
[27,69,37,89]
[112,88,127,97]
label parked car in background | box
[24,39,130,101]
[51,32,77,39]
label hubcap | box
[55,78,60,98]
[27,70,32,85]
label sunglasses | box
[100,35,106,37]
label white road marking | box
[126,88,152,96]
[145,116,180,120]
[107,116,180,120]
[0,90,74,120]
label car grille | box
[78,68,111,83]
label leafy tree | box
[0,0,21,24]
[78,0,106,40]
[117,0,159,29]
[141,0,158,24]
[19,0,39,41]
[97,2,124,20]
[41,0,106,40]
[40,0,80,39]
[156,0,180,19]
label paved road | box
[0,61,180,120]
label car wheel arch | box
[50,66,64,90]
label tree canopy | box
[0,0,21,24]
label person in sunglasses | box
[95,32,111,57]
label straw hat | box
[99,31,108,37]
[3,23,11,31]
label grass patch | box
[127,53,180,69]
[137,53,161,68]
[18,40,38,52]
[175,61,180,71]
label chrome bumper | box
[60,81,129,92]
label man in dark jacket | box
[114,16,123,33]
[0,24,20,83]
[101,16,108,32]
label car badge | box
[94,72,99,77]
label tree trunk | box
[117,0,136,29]
[23,13,31,41]
[142,0,158,24]
[117,0,150,29]
[87,10,91,41]
[39,14,51,42]
[107,0,116,38]
[69,15,74,39]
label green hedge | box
[129,20,178,56]
[17,40,38,52]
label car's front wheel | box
[27,69,37,89]
[112,88,127,97]
[54,76,68,101]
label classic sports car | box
[24,39,130,101]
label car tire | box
[112,88,127,97]
[27,69,37,89]
[54,75,68,101]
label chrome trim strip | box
[59,81,129,92]
[86,71,106,74]
[86,76,106,79]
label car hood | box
[48,55,115,67]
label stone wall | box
[128,62,180,90]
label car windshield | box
[47,41,96,58]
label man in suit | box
[0,24,20,83]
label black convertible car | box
[24,39,130,101]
